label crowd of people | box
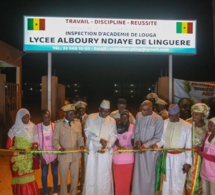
[5,93,215,195]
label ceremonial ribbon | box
[0,147,200,193]
[111,147,197,155]
[111,147,198,195]
[0,148,89,154]
[1,147,197,155]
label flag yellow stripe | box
[182,22,188,34]
[33,19,40,30]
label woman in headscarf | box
[112,109,134,195]
[6,108,40,195]
[185,103,210,195]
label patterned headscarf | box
[191,103,210,118]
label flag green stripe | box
[176,22,182,33]
[28,18,34,30]
[155,150,167,192]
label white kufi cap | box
[100,100,110,109]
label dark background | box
[1,0,214,112]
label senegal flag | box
[28,18,45,30]
[176,22,193,34]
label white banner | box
[174,78,215,103]
[24,16,196,54]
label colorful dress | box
[6,108,40,195]
[186,118,208,195]
[8,137,40,195]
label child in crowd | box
[36,109,58,195]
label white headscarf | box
[209,117,215,124]
[8,108,35,142]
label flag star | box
[35,23,38,26]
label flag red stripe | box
[39,19,45,30]
[187,22,193,34]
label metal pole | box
[16,66,21,109]
[48,53,52,112]
[168,55,173,104]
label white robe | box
[158,118,192,195]
[82,113,117,195]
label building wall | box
[157,76,174,104]
[0,41,23,67]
